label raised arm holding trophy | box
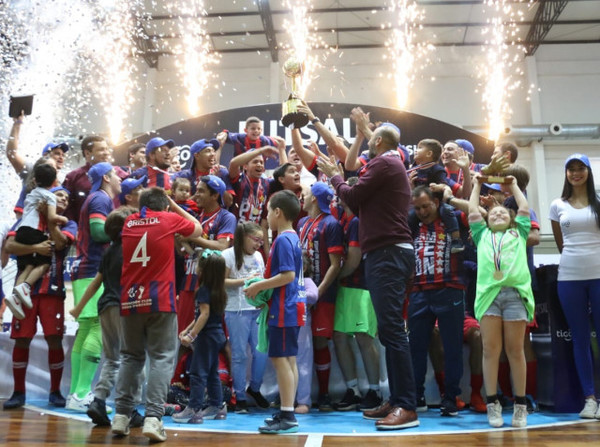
[281,56,309,129]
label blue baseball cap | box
[50,186,70,195]
[484,182,502,192]
[190,138,220,155]
[146,137,175,154]
[88,162,114,193]
[565,153,590,169]
[202,175,226,201]
[119,176,146,204]
[455,139,474,155]
[42,141,69,156]
[311,182,334,214]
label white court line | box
[304,434,324,447]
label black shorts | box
[15,226,51,270]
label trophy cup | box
[281,57,309,129]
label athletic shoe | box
[65,394,73,408]
[334,388,361,411]
[173,406,200,424]
[579,397,598,419]
[163,403,181,416]
[247,386,270,409]
[416,396,428,413]
[359,389,383,412]
[498,393,514,411]
[3,392,25,409]
[49,391,66,408]
[5,293,25,320]
[258,413,299,434]
[317,393,334,412]
[129,409,145,428]
[596,403,600,419]
[512,403,528,428]
[142,416,167,442]
[66,391,94,412]
[470,393,487,413]
[440,397,458,417]
[13,283,33,309]
[235,400,249,414]
[450,238,465,254]
[200,403,227,420]
[526,394,539,413]
[87,398,111,426]
[112,414,131,436]
[487,400,504,428]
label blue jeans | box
[225,309,268,401]
[365,245,416,410]
[558,279,600,397]
[408,288,465,401]
[188,329,227,409]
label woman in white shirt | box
[223,222,268,413]
[549,153,600,419]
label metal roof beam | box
[525,0,569,55]
[257,0,278,63]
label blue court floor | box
[24,400,593,436]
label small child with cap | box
[7,163,68,319]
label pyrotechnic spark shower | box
[479,0,529,141]
[168,0,221,116]
[384,0,434,109]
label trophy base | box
[282,112,309,129]
[479,175,511,184]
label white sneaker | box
[595,403,600,419]
[13,283,32,309]
[5,293,25,320]
[512,403,527,428]
[112,414,131,436]
[579,397,598,419]
[142,416,167,442]
[66,391,94,412]
[487,400,504,428]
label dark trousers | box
[365,245,416,411]
[188,329,227,410]
[408,288,465,401]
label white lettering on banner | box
[127,217,160,227]
[555,329,573,342]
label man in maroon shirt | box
[318,126,419,431]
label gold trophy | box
[281,57,309,129]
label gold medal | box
[493,270,504,281]
[252,207,259,216]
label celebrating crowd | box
[1,101,599,442]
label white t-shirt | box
[549,198,600,281]
[18,187,57,230]
[223,246,265,312]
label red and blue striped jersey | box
[72,190,114,280]
[130,165,172,191]
[339,216,366,290]
[225,132,275,158]
[172,166,232,195]
[411,216,466,290]
[120,209,197,315]
[297,213,344,303]
[265,230,306,328]
[180,207,236,292]
[230,172,272,224]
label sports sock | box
[12,346,29,393]
[314,346,331,395]
[48,348,65,393]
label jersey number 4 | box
[131,232,151,267]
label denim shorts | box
[482,287,528,321]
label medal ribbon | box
[491,231,507,273]
[300,213,325,250]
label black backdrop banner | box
[114,103,495,170]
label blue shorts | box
[268,326,300,358]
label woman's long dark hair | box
[197,254,228,315]
[561,164,600,229]
[233,221,263,271]
[269,162,294,195]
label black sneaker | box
[246,386,270,409]
[450,238,465,253]
[526,395,539,413]
[3,392,25,410]
[49,391,66,408]
[498,393,514,411]
[258,413,299,434]
[416,396,428,413]
[317,393,334,412]
[129,409,145,428]
[440,397,459,417]
[359,389,383,412]
[334,389,361,411]
[235,400,249,414]
[87,398,111,426]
